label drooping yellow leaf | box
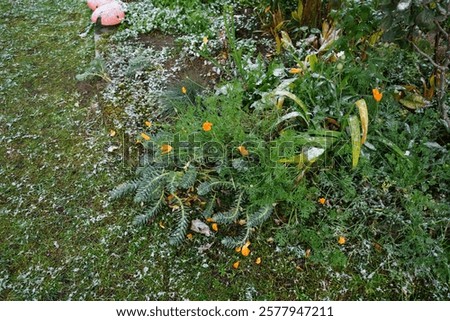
[368,30,384,46]
[355,99,369,144]
[280,31,293,50]
[349,115,361,169]
[306,54,318,72]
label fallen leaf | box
[190,219,211,236]
[399,93,430,110]
[107,145,119,153]
[238,219,246,226]
[197,242,213,253]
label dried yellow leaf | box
[355,99,369,144]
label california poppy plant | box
[181,86,187,94]
[372,88,383,102]
[202,121,213,131]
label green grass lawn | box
[0,0,448,300]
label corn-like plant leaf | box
[372,135,412,163]
[274,90,309,123]
[349,115,361,169]
[306,54,319,72]
[355,99,369,144]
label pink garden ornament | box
[87,0,115,11]
[91,2,125,26]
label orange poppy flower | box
[211,223,218,232]
[255,257,262,265]
[186,233,193,240]
[145,121,152,127]
[289,67,302,74]
[202,121,213,132]
[181,86,187,94]
[232,261,240,269]
[318,197,326,205]
[372,88,383,102]
[338,236,346,245]
[235,246,242,253]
